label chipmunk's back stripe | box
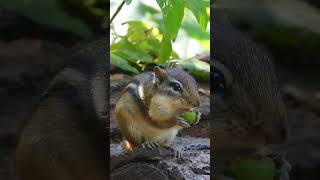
[68,39,107,77]
[138,82,145,102]
[125,82,149,117]
[43,68,87,104]
[125,83,142,104]
[151,73,156,84]
[138,72,155,104]
[125,83,138,93]
[48,81,77,97]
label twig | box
[110,1,125,24]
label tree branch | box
[110,1,125,24]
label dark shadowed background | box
[0,0,107,179]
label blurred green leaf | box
[110,53,139,74]
[158,35,172,64]
[64,0,107,17]
[156,0,184,63]
[181,20,210,40]
[230,158,276,180]
[112,21,165,66]
[119,21,179,66]
[136,2,160,16]
[175,58,210,81]
[185,0,209,31]
[111,38,153,63]
[156,0,184,39]
[126,21,150,42]
[215,0,320,34]
[0,0,94,39]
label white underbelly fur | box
[127,118,182,145]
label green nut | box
[181,111,197,125]
[231,158,276,180]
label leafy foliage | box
[110,53,139,74]
[111,0,210,81]
[175,58,210,81]
[156,0,185,64]
[185,0,209,31]
[156,0,209,63]
[0,0,106,39]
[111,21,178,73]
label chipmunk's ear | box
[154,66,167,82]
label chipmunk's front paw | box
[177,117,191,128]
[177,109,201,127]
[141,142,160,150]
[195,110,201,125]
[163,145,184,162]
[121,140,134,154]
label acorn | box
[181,111,197,125]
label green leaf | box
[156,0,184,39]
[181,20,210,40]
[185,0,210,31]
[111,38,153,63]
[158,35,172,64]
[124,0,132,5]
[231,158,276,180]
[110,53,139,74]
[111,21,173,68]
[156,0,185,63]
[0,0,93,39]
[126,21,150,42]
[125,21,162,57]
[175,58,210,81]
[137,2,160,16]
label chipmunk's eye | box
[169,82,182,92]
[213,70,225,95]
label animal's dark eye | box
[169,82,182,91]
[212,69,226,95]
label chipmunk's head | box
[149,66,200,125]
[212,58,288,151]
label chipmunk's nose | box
[193,100,200,107]
[192,95,200,107]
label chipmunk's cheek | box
[149,94,183,121]
[179,99,195,111]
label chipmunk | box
[212,10,289,174]
[115,66,201,157]
[15,39,107,180]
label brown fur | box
[212,11,288,151]
[15,40,107,180]
[115,67,200,149]
[212,10,288,172]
